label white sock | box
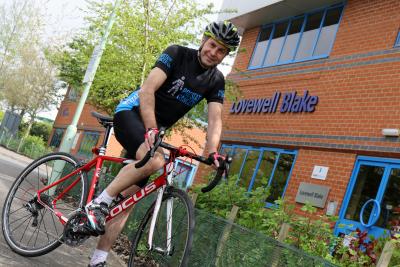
[94,190,115,206]
[90,249,108,266]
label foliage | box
[0,110,3,121]
[0,0,62,137]
[48,0,242,143]
[331,230,400,267]
[390,233,400,266]
[0,132,51,159]
[19,121,52,142]
[20,134,45,152]
[287,203,338,261]
[49,0,216,115]
[192,175,295,238]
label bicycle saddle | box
[91,111,113,127]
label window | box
[173,160,195,189]
[220,144,297,205]
[249,4,344,69]
[49,128,65,148]
[67,88,78,101]
[395,29,400,47]
[77,132,100,159]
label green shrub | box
[20,135,49,158]
[192,174,294,238]
[287,203,338,261]
[19,121,52,142]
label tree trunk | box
[23,114,35,139]
[19,108,25,118]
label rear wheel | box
[2,152,88,256]
[128,187,195,267]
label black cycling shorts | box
[113,108,149,188]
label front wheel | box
[2,152,88,257]
[128,187,195,267]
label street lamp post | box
[49,0,121,193]
[58,0,121,154]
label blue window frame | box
[77,131,100,159]
[395,29,400,47]
[249,3,344,69]
[220,144,297,206]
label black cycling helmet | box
[204,21,240,52]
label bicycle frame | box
[36,152,178,254]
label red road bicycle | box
[1,112,230,266]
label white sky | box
[2,0,232,120]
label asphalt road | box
[0,148,124,267]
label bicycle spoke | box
[49,210,60,237]
[9,205,28,216]
[9,213,32,226]
[3,153,87,255]
[39,209,51,245]
[11,214,32,234]
[130,188,194,267]
[18,216,33,243]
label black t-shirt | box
[153,45,225,127]
[115,45,225,128]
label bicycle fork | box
[148,163,174,255]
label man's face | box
[199,38,229,68]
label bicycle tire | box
[128,187,195,267]
[2,152,88,257]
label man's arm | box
[206,102,223,154]
[138,67,167,129]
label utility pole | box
[58,0,121,154]
[48,0,121,192]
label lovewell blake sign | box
[229,90,319,114]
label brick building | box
[195,0,400,238]
[48,87,206,189]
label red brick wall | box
[285,150,356,216]
[50,95,107,156]
[194,0,400,216]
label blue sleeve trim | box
[115,91,140,113]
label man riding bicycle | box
[86,21,240,267]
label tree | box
[49,0,241,144]
[0,0,62,138]
[51,0,215,113]
[0,0,43,90]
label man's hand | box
[208,152,225,169]
[144,128,159,150]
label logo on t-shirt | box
[167,76,185,96]
[176,88,202,107]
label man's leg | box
[97,184,139,251]
[105,144,165,197]
[88,144,165,266]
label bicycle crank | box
[62,211,92,247]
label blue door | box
[335,157,400,238]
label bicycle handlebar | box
[134,127,231,192]
[134,127,166,168]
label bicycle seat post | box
[91,111,114,156]
[99,124,113,156]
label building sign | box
[229,90,318,114]
[295,182,330,208]
[311,165,329,180]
